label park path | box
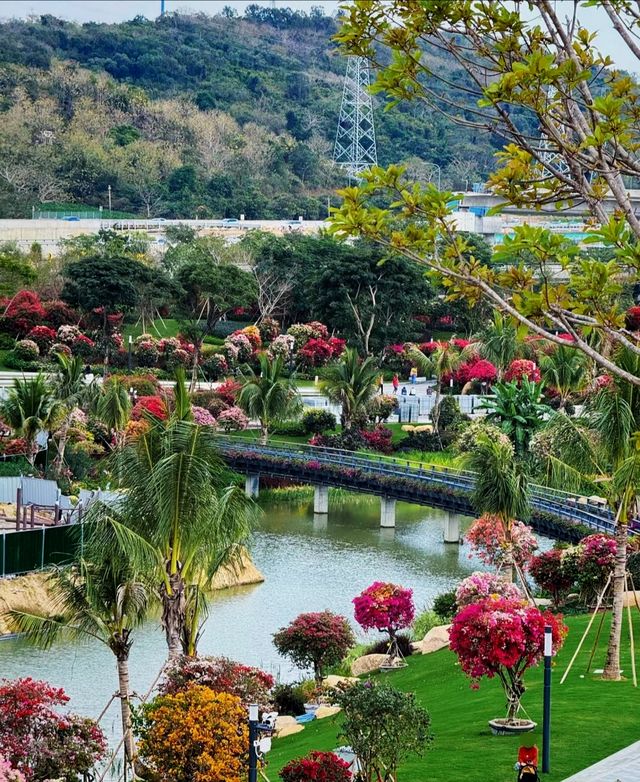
[562,739,640,781]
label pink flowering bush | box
[528,549,575,606]
[217,406,249,431]
[56,324,82,345]
[327,336,346,357]
[135,335,160,368]
[191,406,216,427]
[13,340,39,362]
[0,756,24,782]
[353,582,415,644]
[223,332,253,364]
[165,348,191,371]
[455,571,523,607]
[504,359,541,384]
[360,426,393,454]
[576,534,617,601]
[449,597,567,722]
[465,514,538,569]
[71,333,95,358]
[273,612,355,684]
[48,342,72,359]
[270,334,296,359]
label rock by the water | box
[416,625,451,654]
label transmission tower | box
[333,57,377,181]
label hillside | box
[0,7,499,219]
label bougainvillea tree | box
[465,514,538,571]
[0,756,24,782]
[353,582,415,649]
[449,597,567,723]
[528,549,575,607]
[280,751,352,782]
[455,572,523,608]
[273,611,355,685]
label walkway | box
[562,739,640,781]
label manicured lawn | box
[267,613,640,782]
[122,318,182,340]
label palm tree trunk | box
[189,344,200,393]
[602,523,628,680]
[116,654,136,765]
[52,418,69,477]
[161,570,186,661]
[260,423,268,445]
[432,381,442,435]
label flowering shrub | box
[56,324,82,345]
[192,406,216,427]
[71,333,94,358]
[159,656,274,710]
[217,406,249,431]
[166,348,191,371]
[353,582,415,641]
[235,325,262,351]
[201,353,228,380]
[298,338,334,367]
[280,752,352,782]
[125,419,150,441]
[454,420,507,454]
[136,686,248,782]
[456,359,497,385]
[328,336,346,356]
[0,678,106,782]
[367,394,398,423]
[504,359,541,383]
[42,300,78,328]
[626,305,640,330]
[465,514,538,569]
[215,379,242,406]
[223,332,253,364]
[360,426,393,454]
[455,571,523,607]
[131,395,168,421]
[449,597,567,721]
[0,438,29,456]
[270,334,296,359]
[13,340,39,362]
[258,317,280,342]
[25,326,56,352]
[158,337,181,357]
[576,534,617,600]
[135,335,159,367]
[0,755,24,782]
[0,291,46,336]
[528,549,575,605]
[287,323,315,349]
[46,342,70,360]
[273,611,355,684]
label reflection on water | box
[0,495,489,741]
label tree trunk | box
[116,654,136,766]
[602,523,628,680]
[432,382,442,436]
[161,570,186,661]
[501,518,514,583]
[189,344,201,393]
[259,423,269,445]
[52,419,69,477]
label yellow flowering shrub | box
[136,685,248,782]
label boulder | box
[323,675,359,689]
[417,624,451,654]
[351,653,388,677]
[274,716,304,738]
[315,705,341,720]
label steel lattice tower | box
[333,57,377,181]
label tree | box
[449,597,567,724]
[50,352,93,477]
[480,379,550,456]
[477,313,527,380]
[353,581,415,650]
[320,348,379,430]
[540,343,589,411]
[237,354,299,444]
[95,377,132,449]
[1,375,64,464]
[332,681,433,782]
[6,543,150,767]
[0,242,36,297]
[273,611,355,685]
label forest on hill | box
[0,5,499,219]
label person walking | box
[379,374,385,395]
[392,373,399,393]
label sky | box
[0,0,638,75]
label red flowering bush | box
[298,338,334,367]
[280,751,351,782]
[465,514,538,569]
[353,582,415,643]
[25,326,56,352]
[0,438,29,456]
[273,611,355,684]
[327,336,346,357]
[217,406,249,431]
[576,534,617,601]
[159,656,274,710]
[0,291,46,336]
[529,549,575,606]
[71,333,95,358]
[131,395,168,421]
[626,305,640,330]
[360,426,393,454]
[0,678,106,782]
[42,299,78,328]
[214,378,242,406]
[504,359,541,383]
[449,597,567,722]
[418,340,445,354]
[456,359,497,385]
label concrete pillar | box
[245,473,259,499]
[444,511,460,543]
[380,496,396,528]
[314,485,329,514]
[313,513,328,531]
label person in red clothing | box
[392,373,399,393]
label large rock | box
[351,654,389,677]
[417,625,451,654]
[323,675,360,689]
[274,716,304,738]
[315,705,341,720]
[210,548,264,590]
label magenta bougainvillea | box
[449,597,567,721]
[528,549,575,605]
[455,571,523,607]
[280,751,352,782]
[465,514,538,569]
[353,582,415,641]
[0,756,24,782]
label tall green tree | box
[320,348,379,430]
[237,354,300,444]
[540,344,589,412]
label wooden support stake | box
[626,572,637,688]
[586,606,607,674]
[30,505,35,529]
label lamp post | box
[108,185,112,216]
[128,335,133,371]
[248,703,259,782]
[542,625,553,773]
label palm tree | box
[463,432,529,583]
[1,374,65,464]
[539,343,589,411]
[320,348,378,430]
[108,389,255,659]
[95,377,132,449]
[6,544,150,766]
[478,312,528,379]
[51,353,94,476]
[237,354,300,444]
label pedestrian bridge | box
[216,437,620,544]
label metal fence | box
[0,523,80,577]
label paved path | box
[562,740,640,781]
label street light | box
[128,335,133,371]
[542,625,553,774]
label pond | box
[0,493,542,748]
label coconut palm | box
[463,432,529,583]
[6,543,150,766]
[477,312,529,379]
[95,377,132,448]
[237,354,300,444]
[1,374,65,464]
[106,387,255,659]
[50,353,94,476]
[539,343,589,411]
[320,347,379,430]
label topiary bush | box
[435,395,462,431]
[301,408,337,435]
[13,340,39,362]
[272,683,305,718]
[432,590,457,621]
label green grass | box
[267,613,640,782]
[122,319,182,340]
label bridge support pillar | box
[245,473,260,499]
[444,512,460,544]
[380,496,396,528]
[314,485,329,514]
